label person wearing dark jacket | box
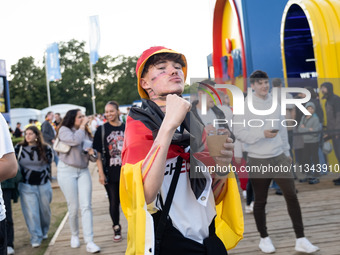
[298,102,321,184]
[304,87,327,175]
[304,87,324,124]
[13,122,23,138]
[41,111,58,165]
[191,80,234,142]
[41,112,56,146]
[321,82,340,185]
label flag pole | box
[45,52,52,107]
[88,15,99,115]
[89,60,96,115]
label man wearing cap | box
[120,46,243,255]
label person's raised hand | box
[214,137,234,167]
[163,94,191,130]
[81,116,89,126]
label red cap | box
[136,46,187,99]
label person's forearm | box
[59,127,85,146]
[141,94,191,204]
[212,177,228,204]
[142,124,176,204]
[0,153,18,181]
[96,153,105,177]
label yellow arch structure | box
[281,0,340,83]
[281,0,340,166]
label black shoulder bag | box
[154,156,183,255]
[101,124,109,181]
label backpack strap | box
[101,124,108,177]
[154,156,183,255]
[101,124,106,156]
[17,145,23,161]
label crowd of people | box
[0,46,339,255]
[1,109,115,253]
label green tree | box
[9,57,47,109]
[9,39,139,113]
[51,39,93,110]
[97,55,139,113]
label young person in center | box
[234,70,319,254]
[120,46,244,255]
[93,101,125,242]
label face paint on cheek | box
[151,71,166,81]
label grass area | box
[10,165,68,255]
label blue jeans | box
[18,181,52,245]
[53,149,59,165]
[57,161,94,243]
[333,136,340,163]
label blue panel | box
[241,0,287,81]
[283,3,316,87]
[46,43,62,81]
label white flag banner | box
[46,42,61,81]
[89,15,100,65]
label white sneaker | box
[70,235,80,248]
[7,246,15,254]
[259,236,276,253]
[245,204,253,213]
[295,237,320,253]
[43,234,48,240]
[245,201,254,214]
[86,241,100,253]
[31,243,40,248]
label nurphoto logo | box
[198,83,312,129]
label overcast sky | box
[0,0,216,82]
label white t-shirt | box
[0,113,15,221]
[218,105,233,125]
[198,108,217,127]
[90,119,98,134]
[155,156,216,244]
[233,93,290,158]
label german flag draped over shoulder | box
[120,99,244,255]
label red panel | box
[213,0,247,90]
[212,0,226,83]
[230,0,247,91]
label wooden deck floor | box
[45,162,128,255]
[230,173,340,255]
[45,164,340,255]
